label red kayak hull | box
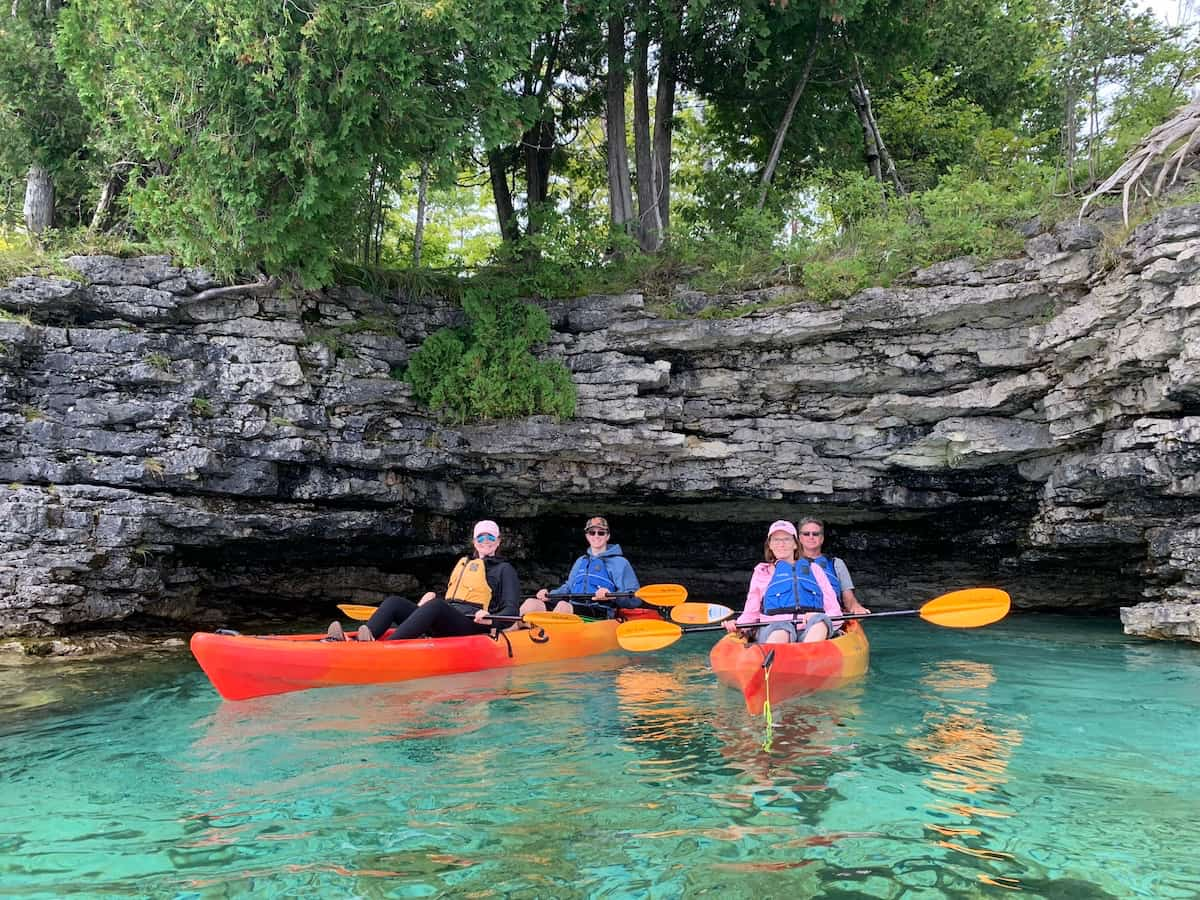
[709,621,870,714]
[191,620,625,701]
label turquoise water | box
[2,615,1198,898]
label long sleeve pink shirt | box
[736,559,841,625]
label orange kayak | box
[709,621,870,714]
[191,620,625,701]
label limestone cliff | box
[1,205,1197,643]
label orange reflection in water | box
[909,659,1025,889]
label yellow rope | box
[761,665,774,751]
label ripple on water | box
[1,614,1199,897]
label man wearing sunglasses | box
[798,517,870,618]
[521,515,641,619]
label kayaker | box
[326,519,523,641]
[796,517,870,618]
[724,520,843,643]
[520,515,641,619]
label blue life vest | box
[810,555,842,600]
[761,557,842,616]
[567,556,617,594]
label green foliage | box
[801,164,1053,300]
[876,70,997,190]
[332,261,463,302]
[58,0,544,286]
[0,226,150,285]
[0,6,93,229]
[1099,37,1200,174]
[189,396,214,418]
[405,279,575,423]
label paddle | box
[339,583,689,621]
[670,602,735,625]
[334,607,585,629]
[616,588,1011,652]
[548,583,688,608]
[493,611,587,629]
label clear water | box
[2,615,1198,899]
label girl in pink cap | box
[326,519,522,641]
[724,520,843,643]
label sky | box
[1142,0,1198,27]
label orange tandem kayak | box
[709,620,870,714]
[191,619,626,701]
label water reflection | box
[911,658,1025,890]
[611,659,875,882]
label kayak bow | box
[709,620,870,714]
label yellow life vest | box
[444,556,492,611]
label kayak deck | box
[709,620,870,714]
[191,619,624,701]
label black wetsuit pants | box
[364,595,490,641]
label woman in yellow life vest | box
[326,520,522,641]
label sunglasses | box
[475,534,497,543]
[585,529,609,537]
[799,531,823,537]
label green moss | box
[189,396,214,418]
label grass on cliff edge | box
[0,227,156,285]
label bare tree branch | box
[1079,99,1200,223]
[187,276,280,305]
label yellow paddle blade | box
[635,584,688,607]
[523,612,586,629]
[670,602,734,625]
[337,603,376,622]
[616,619,684,652]
[920,588,1011,628]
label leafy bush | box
[404,278,575,423]
[801,163,1052,300]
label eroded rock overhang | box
[1,205,1198,641]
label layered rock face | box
[1,205,1198,642]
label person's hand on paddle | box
[846,602,870,615]
[473,608,492,626]
[593,587,610,601]
[535,588,549,602]
[723,619,742,633]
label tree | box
[605,6,636,235]
[1049,0,1178,190]
[58,0,544,284]
[0,0,91,235]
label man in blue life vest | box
[521,516,641,618]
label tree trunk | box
[487,147,521,243]
[523,117,555,235]
[848,56,904,196]
[756,24,821,211]
[605,13,636,235]
[1088,68,1101,184]
[1063,82,1079,192]
[361,162,385,266]
[413,161,430,267]
[652,0,682,241]
[89,163,131,234]
[632,21,659,251]
[23,165,54,235]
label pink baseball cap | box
[473,520,500,539]
[766,520,797,538]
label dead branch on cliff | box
[186,275,280,304]
[1079,98,1200,225]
